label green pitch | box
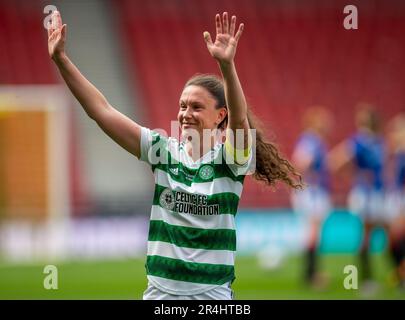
[0,254,404,300]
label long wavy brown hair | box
[185,74,303,189]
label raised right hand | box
[47,10,67,60]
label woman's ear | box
[218,107,228,123]
[216,107,228,130]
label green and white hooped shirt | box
[139,127,254,295]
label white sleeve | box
[139,127,167,166]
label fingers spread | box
[215,14,222,35]
[48,13,56,36]
[235,23,244,41]
[203,31,213,46]
[47,22,52,37]
[61,24,67,39]
[49,29,58,41]
[51,10,61,31]
[230,16,236,36]
[51,12,56,29]
[56,11,63,28]
[222,12,229,34]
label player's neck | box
[185,136,217,162]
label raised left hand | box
[203,12,244,65]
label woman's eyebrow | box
[179,98,205,106]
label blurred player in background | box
[47,10,302,299]
[329,106,386,292]
[385,113,405,290]
[291,106,333,288]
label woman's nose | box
[184,107,193,118]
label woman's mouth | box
[182,123,196,128]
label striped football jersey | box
[139,127,253,295]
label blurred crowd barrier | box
[0,211,387,263]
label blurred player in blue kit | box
[329,106,387,291]
[291,107,333,287]
[386,113,405,290]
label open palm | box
[47,10,67,60]
[204,13,244,64]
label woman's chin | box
[181,127,202,141]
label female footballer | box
[291,107,333,288]
[47,10,302,300]
[328,107,386,292]
[386,113,405,289]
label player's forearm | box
[219,61,248,128]
[53,53,111,119]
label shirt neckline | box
[180,141,222,166]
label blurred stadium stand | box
[0,0,153,220]
[0,0,404,261]
[114,0,405,207]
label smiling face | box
[178,85,227,140]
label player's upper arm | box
[93,105,142,158]
[223,118,255,178]
[225,118,252,166]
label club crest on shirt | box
[169,166,179,175]
[159,188,175,210]
[199,165,214,180]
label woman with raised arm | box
[48,10,302,300]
